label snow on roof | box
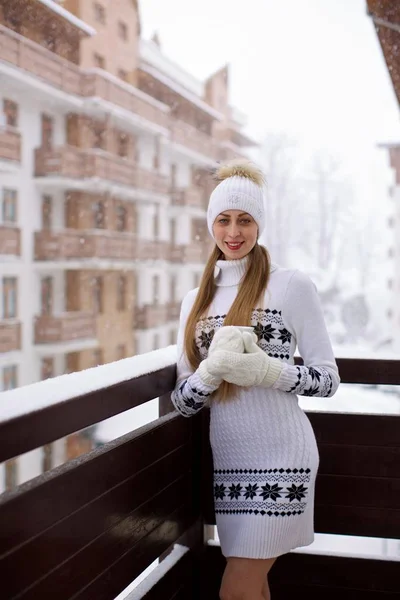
[0,346,177,424]
[35,0,96,36]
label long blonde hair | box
[184,243,271,401]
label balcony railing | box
[81,71,169,131]
[0,25,169,131]
[34,230,137,261]
[0,226,21,255]
[0,320,21,353]
[133,304,170,329]
[34,146,169,193]
[170,243,208,263]
[171,119,220,161]
[0,127,21,165]
[0,356,399,599]
[34,230,173,262]
[34,312,96,344]
[0,24,81,95]
[171,186,205,209]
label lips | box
[226,242,243,250]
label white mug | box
[235,326,255,334]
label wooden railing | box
[0,357,399,599]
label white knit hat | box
[207,160,266,239]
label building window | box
[118,21,128,40]
[93,277,103,314]
[116,344,126,360]
[2,189,17,223]
[153,275,160,305]
[2,277,17,318]
[41,277,53,315]
[115,205,127,232]
[3,365,18,390]
[93,3,106,24]
[42,195,52,229]
[3,99,18,127]
[93,53,105,69]
[92,348,103,366]
[41,357,54,380]
[92,201,105,229]
[117,275,126,311]
[92,125,106,150]
[118,69,128,82]
[117,132,129,157]
[41,114,54,150]
[153,210,159,239]
[170,274,177,302]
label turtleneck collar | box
[214,256,277,287]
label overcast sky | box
[140,0,400,188]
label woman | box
[171,160,340,600]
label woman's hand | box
[197,326,245,387]
[207,332,283,388]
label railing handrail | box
[0,347,177,462]
[0,355,399,463]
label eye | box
[218,218,229,224]
[240,219,251,224]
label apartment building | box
[366,2,400,351]
[0,0,256,489]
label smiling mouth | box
[225,242,244,250]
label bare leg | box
[219,556,277,600]
[261,576,270,600]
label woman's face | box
[213,210,258,260]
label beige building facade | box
[0,0,255,489]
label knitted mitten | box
[204,332,283,388]
[198,326,245,387]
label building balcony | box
[0,226,21,256]
[34,230,137,262]
[34,312,96,344]
[34,146,169,196]
[34,230,171,264]
[170,119,220,163]
[81,71,169,133]
[0,356,398,598]
[0,24,81,95]
[167,301,181,321]
[134,239,171,261]
[170,243,208,264]
[0,320,21,353]
[0,127,21,169]
[133,304,169,329]
[171,186,205,209]
[0,25,169,135]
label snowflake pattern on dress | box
[213,468,311,517]
[196,309,292,361]
[195,309,334,397]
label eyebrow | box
[219,212,251,217]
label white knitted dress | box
[171,256,340,559]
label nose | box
[227,222,241,238]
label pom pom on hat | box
[207,159,266,239]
